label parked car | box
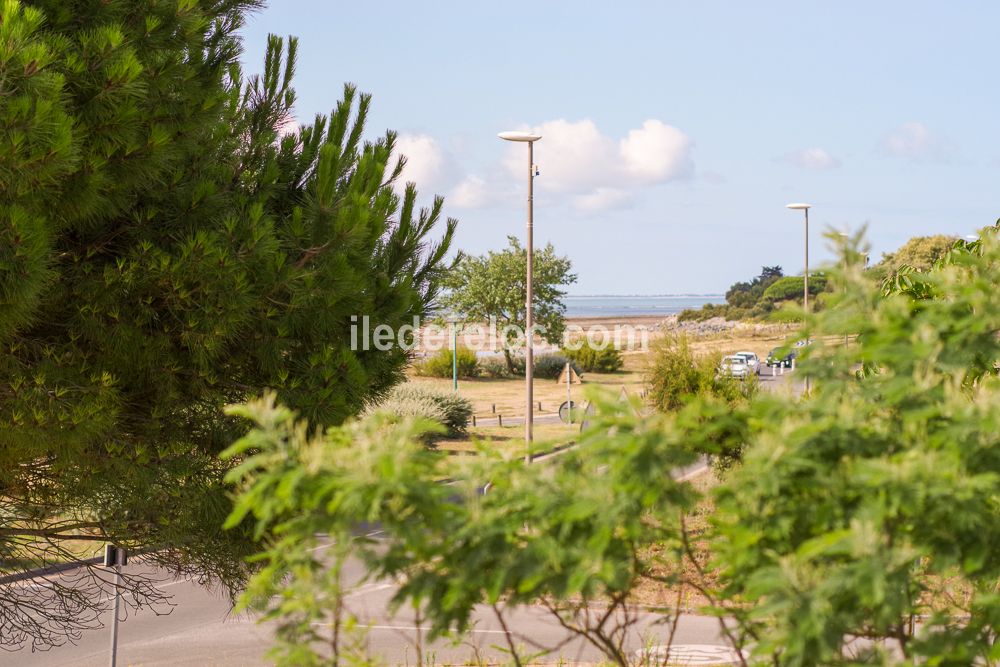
[719,355,751,379]
[766,347,797,368]
[734,351,760,375]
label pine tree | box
[0,1,456,649]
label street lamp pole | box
[450,319,458,392]
[838,231,850,349]
[787,203,812,394]
[499,130,542,462]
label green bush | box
[761,274,828,302]
[562,345,624,373]
[677,303,727,322]
[532,354,581,380]
[479,357,512,378]
[414,346,479,379]
[645,335,757,472]
[366,384,473,439]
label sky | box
[242,1,1000,295]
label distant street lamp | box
[838,231,850,349]
[499,130,541,461]
[786,203,812,393]
[448,317,459,392]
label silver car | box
[734,351,760,375]
[718,355,751,379]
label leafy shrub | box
[364,391,448,443]
[532,354,581,380]
[562,345,624,372]
[414,346,479,379]
[761,274,828,302]
[365,384,473,439]
[677,303,727,322]
[645,335,757,471]
[479,356,512,378]
[504,354,580,379]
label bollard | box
[497,414,502,427]
[538,400,542,412]
[771,364,776,377]
[779,363,784,376]
[491,403,496,413]
[791,358,796,371]
[472,415,476,427]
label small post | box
[537,400,542,412]
[104,545,127,667]
[491,403,496,414]
[497,414,502,427]
[771,364,776,377]
[471,415,476,427]
[565,362,572,423]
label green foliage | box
[366,384,472,437]
[677,302,730,322]
[531,353,581,380]
[441,236,576,371]
[562,344,624,372]
[223,391,702,666]
[706,231,1000,664]
[414,346,479,379]
[681,266,784,321]
[478,356,512,378]
[725,265,784,308]
[226,228,1000,666]
[645,335,757,471]
[761,273,828,302]
[878,233,958,272]
[645,336,756,413]
[0,1,455,648]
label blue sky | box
[242,1,1000,294]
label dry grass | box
[437,421,581,456]
[632,468,722,614]
[407,370,645,422]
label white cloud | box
[620,120,694,182]
[784,147,840,170]
[502,119,617,194]
[573,187,632,213]
[884,122,952,162]
[449,175,492,209]
[499,118,694,209]
[394,133,449,189]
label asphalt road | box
[7,460,741,667]
[10,551,740,667]
[7,374,803,667]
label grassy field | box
[409,367,644,423]
[411,324,809,457]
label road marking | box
[310,622,509,635]
[344,582,395,598]
[308,529,385,553]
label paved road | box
[11,552,738,667]
[8,462,736,667]
[9,377,793,667]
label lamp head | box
[786,202,812,211]
[498,131,542,142]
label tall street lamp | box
[838,231,850,348]
[786,202,811,394]
[499,130,541,461]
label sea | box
[563,294,726,318]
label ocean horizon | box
[563,294,726,318]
